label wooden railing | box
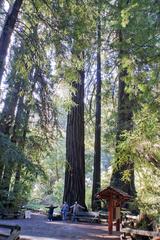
[0,224,21,240]
[121,227,160,239]
[74,211,100,223]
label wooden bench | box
[99,211,108,223]
[74,211,100,223]
[0,212,24,219]
[121,227,160,239]
[0,224,21,240]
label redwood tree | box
[110,70,136,195]
[110,27,136,195]
[0,78,22,184]
[0,80,22,135]
[63,67,85,207]
[91,16,102,210]
[11,92,31,204]
[0,0,23,84]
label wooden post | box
[97,186,131,234]
[108,196,113,234]
[116,206,121,231]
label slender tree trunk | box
[0,0,23,84]
[0,67,36,206]
[11,95,30,201]
[0,163,12,206]
[12,164,21,204]
[0,80,22,135]
[0,79,21,188]
[92,17,102,211]
[11,67,37,202]
[55,161,60,181]
[63,67,85,207]
[11,96,29,145]
[0,161,3,184]
[110,29,136,196]
[0,71,20,205]
[0,95,29,209]
[0,94,26,205]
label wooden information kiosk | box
[97,186,131,234]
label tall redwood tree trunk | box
[11,94,30,203]
[110,29,136,196]
[0,66,35,206]
[0,79,22,184]
[92,17,102,210]
[0,0,23,83]
[63,68,85,207]
[0,90,25,205]
[110,70,135,195]
[0,80,22,135]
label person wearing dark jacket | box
[47,204,58,221]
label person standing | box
[70,201,85,223]
[47,204,58,221]
[61,202,69,221]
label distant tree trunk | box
[0,162,3,183]
[0,80,22,135]
[11,68,37,202]
[0,0,23,84]
[12,164,21,203]
[110,29,136,196]
[63,67,85,207]
[92,17,101,211]
[11,96,29,145]
[0,79,22,186]
[0,67,35,206]
[11,95,30,201]
[0,94,26,204]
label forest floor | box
[0,212,120,240]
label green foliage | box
[0,133,34,168]
[114,106,160,213]
[53,178,64,204]
[115,105,160,169]
[0,132,45,210]
[121,3,138,28]
[28,135,66,206]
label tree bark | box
[11,94,30,202]
[92,16,102,211]
[63,68,86,207]
[0,79,22,187]
[0,94,26,204]
[110,70,135,195]
[11,68,37,203]
[0,67,36,206]
[0,80,22,135]
[0,0,23,84]
[110,29,136,196]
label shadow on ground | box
[0,212,120,240]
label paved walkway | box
[0,213,120,240]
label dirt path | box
[0,213,120,240]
